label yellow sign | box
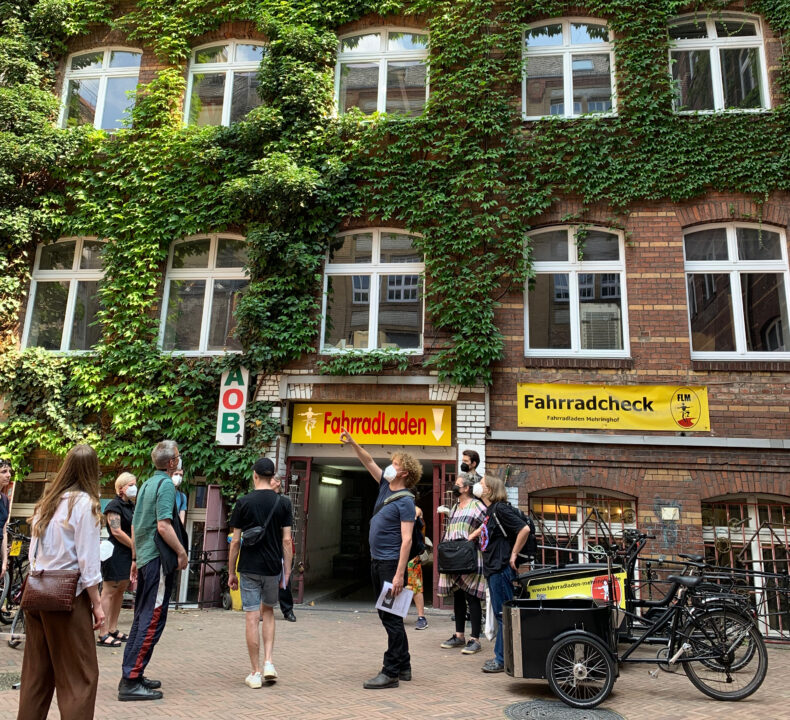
[527,571,628,609]
[9,540,22,557]
[292,403,452,445]
[518,383,710,432]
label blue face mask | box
[383,464,397,481]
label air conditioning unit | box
[580,303,622,350]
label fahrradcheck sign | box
[292,403,452,446]
[517,383,710,432]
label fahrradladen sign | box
[216,367,249,446]
[517,383,710,432]
[292,403,452,446]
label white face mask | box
[125,485,138,499]
[172,473,183,487]
[382,464,397,481]
[472,482,484,498]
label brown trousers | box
[17,591,99,720]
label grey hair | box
[152,440,178,469]
[458,472,477,489]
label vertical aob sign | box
[216,367,249,446]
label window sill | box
[319,348,423,356]
[523,356,633,370]
[691,359,789,372]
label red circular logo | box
[591,575,621,604]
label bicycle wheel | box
[546,632,616,709]
[682,610,767,701]
[8,607,25,649]
[0,571,10,624]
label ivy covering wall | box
[0,0,788,490]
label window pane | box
[385,61,427,116]
[80,240,105,270]
[669,21,709,40]
[531,230,568,262]
[108,51,142,68]
[230,71,262,122]
[235,44,265,62]
[381,233,422,263]
[195,45,229,63]
[339,62,379,114]
[208,279,248,351]
[172,239,211,268]
[715,20,757,38]
[69,281,102,350]
[388,32,428,51]
[39,241,77,270]
[526,24,563,48]
[64,78,99,127]
[685,228,728,260]
[736,228,781,260]
[579,277,623,350]
[340,33,381,53]
[525,55,564,116]
[571,23,609,44]
[742,273,788,352]
[572,54,611,114]
[671,50,714,110]
[323,276,369,349]
[216,238,249,268]
[71,51,103,71]
[528,274,571,349]
[332,233,372,263]
[28,281,69,349]
[188,73,226,125]
[162,280,205,351]
[687,273,735,351]
[720,48,763,109]
[100,75,137,129]
[581,230,619,261]
[379,275,422,348]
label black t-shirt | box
[229,490,293,576]
[482,501,527,577]
[0,493,8,530]
[105,496,135,556]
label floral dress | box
[437,499,487,599]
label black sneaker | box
[481,659,504,673]
[440,635,465,649]
[118,678,163,701]
[363,672,399,689]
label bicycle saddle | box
[678,553,705,563]
[668,575,703,588]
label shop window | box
[336,29,429,116]
[60,48,142,129]
[185,41,265,126]
[321,229,424,352]
[159,234,249,353]
[523,19,616,119]
[525,226,629,357]
[669,13,769,112]
[684,223,789,358]
[22,238,105,351]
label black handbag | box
[437,538,478,574]
[152,477,189,575]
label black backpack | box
[492,502,538,558]
[373,490,425,558]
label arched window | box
[335,29,429,116]
[523,19,615,119]
[22,237,105,351]
[185,41,266,126]
[159,234,249,353]
[524,226,629,356]
[321,229,424,351]
[683,223,789,358]
[669,13,770,112]
[59,48,142,129]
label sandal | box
[97,633,122,647]
[109,630,129,643]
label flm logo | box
[670,387,702,429]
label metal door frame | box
[285,456,312,604]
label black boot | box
[363,672,399,689]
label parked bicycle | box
[0,520,31,648]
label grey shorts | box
[240,573,280,611]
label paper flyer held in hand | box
[375,581,413,617]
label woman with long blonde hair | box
[17,444,105,720]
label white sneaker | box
[245,672,262,689]
[263,661,278,682]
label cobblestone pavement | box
[0,605,788,720]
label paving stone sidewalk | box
[0,606,788,720]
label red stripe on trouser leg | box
[131,605,163,677]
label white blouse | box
[29,491,102,595]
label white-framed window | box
[321,229,424,351]
[335,28,429,116]
[159,234,249,353]
[523,19,616,119]
[683,223,789,359]
[22,237,105,351]
[184,41,266,126]
[669,13,770,112]
[525,227,629,356]
[59,48,142,129]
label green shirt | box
[133,470,177,568]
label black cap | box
[253,457,275,477]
